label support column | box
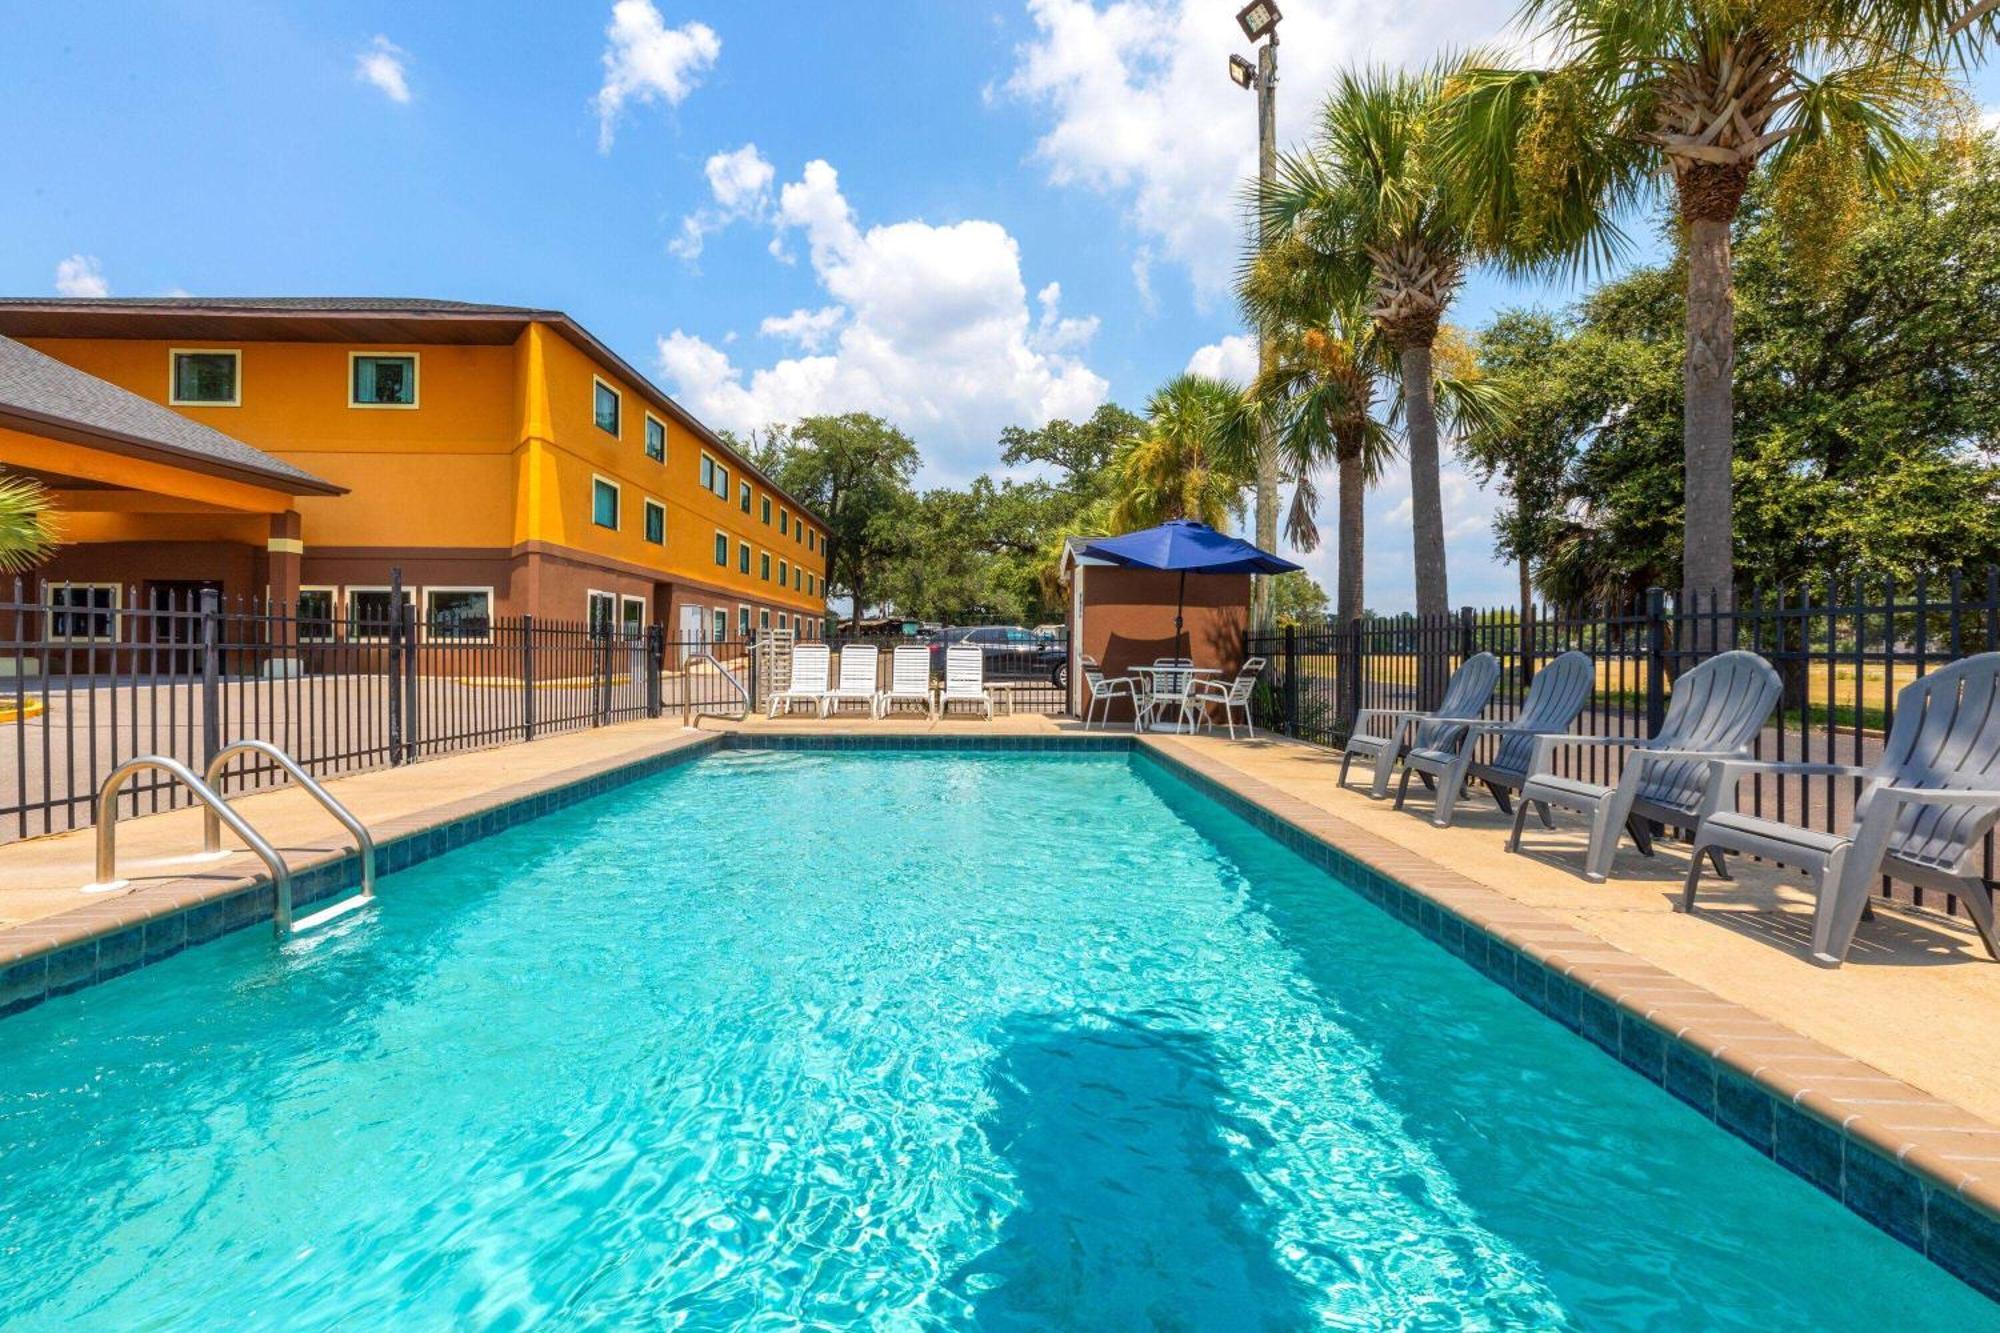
[267,510,303,660]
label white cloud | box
[54,254,108,298]
[355,35,411,103]
[595,0,720,151]
[1984,104,2000,132]
[1185,333,1256,383]
[1005,0,1517,300]
[655,157,1109,479]
[759,305,846,351]
[671,143,776,261]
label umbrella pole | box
[1175,570,1186,661]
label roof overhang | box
[0,403,346,497]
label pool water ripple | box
[0,749,1990,1328]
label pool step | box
[290,892,377,933]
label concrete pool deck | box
[2,710,1998,1291]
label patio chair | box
[1081,655,1140,730]
[1681,652,2000,967]
[769,643,831,718]
[1394,650,1596,828]
[1138,660,1200,732]
[1508,649,1781,883]
[823,644,879,717]
[938,644,993,720]
[1339,653,1501,798]
[1190,657,1265,739]
[877,643,936,719]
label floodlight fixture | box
[1236,0,1281,44]
[1228,54,1257,90]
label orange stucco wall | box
[18,326,828,615]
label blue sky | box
[7,1,1998,612]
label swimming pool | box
[0,748,1990,1326]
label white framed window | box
[643,498,665,545]
[738,541,751,574]
[739,480,752,513]
[778,558,789,586]
[587,589,617,637]
[349,352,419,408]
[592,376,621,436]
[296,586,338,641]
[712,607,728,642]
[759,608,771,630]
[620,595,646,640]
[713,530,729,566]
[44,583,120,641]
[737,604,752,637]
[424,586,493,642]
[644,412,666,462]
[345,586,415,640]
[591,475,620,530]
[761,495,772,524]
[168,349,240,406]
[699,452,730,499]
[760,551,771,581]
[779,509,790,536]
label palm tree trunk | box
[1400,341,1451,706]
[1335,445,1365,623]
[1254,410,1279,631]
[1683,214,1736,650]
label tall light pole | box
[1231,2,1281,629]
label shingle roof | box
[0,335,340,494]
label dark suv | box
[930,625,1069,686]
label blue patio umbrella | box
[1079,520,1301,661]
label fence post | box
[1459,605,1475,662]
[401,588,419,764]
[596,628,612,727]
[1280,625,1297,736]
[646,624,664,719]
[1645,585,1668,739]
[749,633,760,715]
[199,588,221,770]
[386,567,404,764]
[521,613,536,742]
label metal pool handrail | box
[87,755,295,934]
[205,739,375,903]
[686,646,751,722]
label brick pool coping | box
[0,725,1995,1299]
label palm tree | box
[0,470,56,573]
[1108,374,1258,532]
[1443,3,1953,632]
[1238,237,1396,625]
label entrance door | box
[148,580,222,675]
[679,604,705,665]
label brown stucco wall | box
[1070,566,1248,721]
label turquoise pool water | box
[0,749,1990,1328]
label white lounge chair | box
[822,644,879,716]
[878,644,935,719]
[1081,655,1139,730]
[1682,651,2000,967]
[1191,657,1265,738]
[769,643,830,717]
[938,644,993,719]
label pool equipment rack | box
[83,741,376,937]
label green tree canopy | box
[754,413,920,627]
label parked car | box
[930,625,1070,686]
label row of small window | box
[39,583,490,642]
[591,378,669,461]
[167,349,422,408]
[695,452,819,552]
[678,602,820,643]
[590,476,818,595]
[713,532,818,595]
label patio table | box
[1129,665,1220,733]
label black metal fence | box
[1,573,757,843]
[1251,571,2000,918]
[819,631,1071,715]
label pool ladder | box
[85,740,376,937]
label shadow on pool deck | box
[956,1013,1314,1331]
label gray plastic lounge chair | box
[1395,650,1596,828]
[1681,651,2000,967]
[1339,652,1501,798]
[1508,649,1782,882]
